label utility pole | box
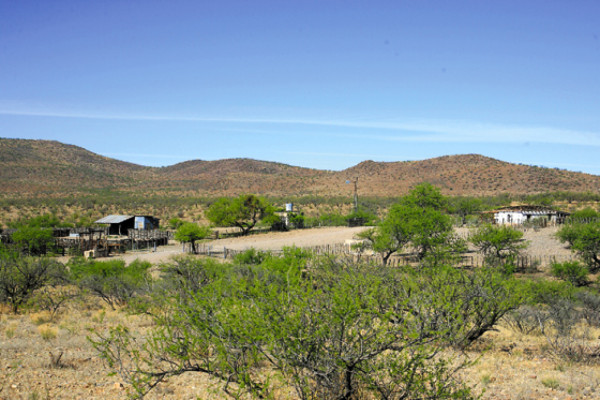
[346,177,359,213]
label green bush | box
[0,254,66,313]
[287,212,305,229]
[522,279,575,306]
[11,227,55,256]
[232,248,270,265]
[345,209,377,226]
[470,224,527,269]
[551,261,589,287]
[567,208,599,223]
[68,258,152,309]
[158,256,223,296]
[90,251,529,399]
[576,290,600,327]
[316,212,347,227]
[557,222,600,272]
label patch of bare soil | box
[205,226,369,251]
[86,227,370,265]
[91,225,571,266]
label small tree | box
[206,194,275,235]
[450,197,482,226]
[0,255,65,313]
[557,222,600,272]
[12,226,54,255]
[174,223,212,254]
[356,215,411,266]
[470,224,527,269]
[393,183,465,266]
[358,183,465,266]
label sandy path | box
[88,225,571,266]
[206,226,369,251]
[90,226,369,265]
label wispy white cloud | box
[1,104,598,147]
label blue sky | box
[1,1,599,174]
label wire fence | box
[189,242,576,269]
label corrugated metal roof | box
[95,215,134,224]
[494,205,569,214]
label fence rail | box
[187,242,576,269]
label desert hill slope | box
[1,138,598,198]
[0,138,154,194]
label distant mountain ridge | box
[1,138,599,198]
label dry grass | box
[36,324,58,341]
[460,326,600,399]
[29,311,54,326]
[0,297,599,400]
[4,321,18,339]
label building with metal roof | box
[95,215,160,236]
[95,215,134,224]
[490,206,569,225]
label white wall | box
[494,211,527,225]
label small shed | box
[95,215,159,236]
[491,206,569,225]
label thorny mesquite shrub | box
[91,252,525,399]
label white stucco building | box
[492,206,569,225]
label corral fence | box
[1,226,174,256]
[564,217,600,225]
[56,228,172,255]
[188,242,576,269]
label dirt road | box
[95,226,369,265]
[94,225,571,267]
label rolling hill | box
[1,138,599,198]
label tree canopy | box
[205,194,276,235]
[470,224,527,269]
[557,221,600,272]
[359,183,464,266]
[174,223,212,254]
